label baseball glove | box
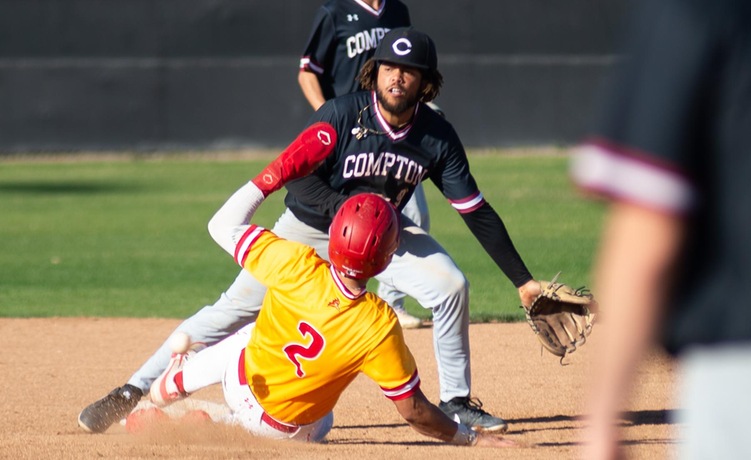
[522,273,597,362]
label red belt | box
[238,348,298,434]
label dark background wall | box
[0,0,629,152]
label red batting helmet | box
[328,194,400,280]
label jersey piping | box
[353,0,385,16]
[370,91,416,141]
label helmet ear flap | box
[328,194,400,279]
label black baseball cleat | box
[78,384,143,433]
[438,397,508,433]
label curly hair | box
[357,59,443,103]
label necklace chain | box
[353,104,390,140]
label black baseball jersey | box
[572,0,751,352]
[284,91,533,287]
[299,0,411,99]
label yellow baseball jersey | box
[233,225,420,425]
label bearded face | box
[375,63,423,117]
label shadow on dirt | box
[510,409,680,448]
[507,408,678,427]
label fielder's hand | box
[518,279,541,308]
[522,273,597,361]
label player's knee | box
[427,273,469,320]
[434,268,469,302]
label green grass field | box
[0,151,605,321]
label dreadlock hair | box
[357,59,443,103]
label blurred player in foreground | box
[571,0,751,458]
[146,122,513,447]
[298,0,427,328]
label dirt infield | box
[0,318,678,459]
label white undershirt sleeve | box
[207,181,266,256]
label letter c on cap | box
[392,38,412,56]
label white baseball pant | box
[180,323,332,441]
[220,324,333,442]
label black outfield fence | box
[0,0,628,153]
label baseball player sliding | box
[78,28,541,435]
[146,122,513,447]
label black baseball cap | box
[373,27,437,71]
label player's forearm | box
[393,393,476,445]
[207,182,265,255]
[584,201,684,457]
[460,202,533,287]
[298,71,327,111]
[593,202,682,398]
[405,405,457,442]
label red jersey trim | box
[234,225,266,267]
[381,370,420,400]
[330,265,366,300]
[449,192,486,214]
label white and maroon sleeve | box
[380,371,421,401]
[571,140,696,215]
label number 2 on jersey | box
[283,321,325,378]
